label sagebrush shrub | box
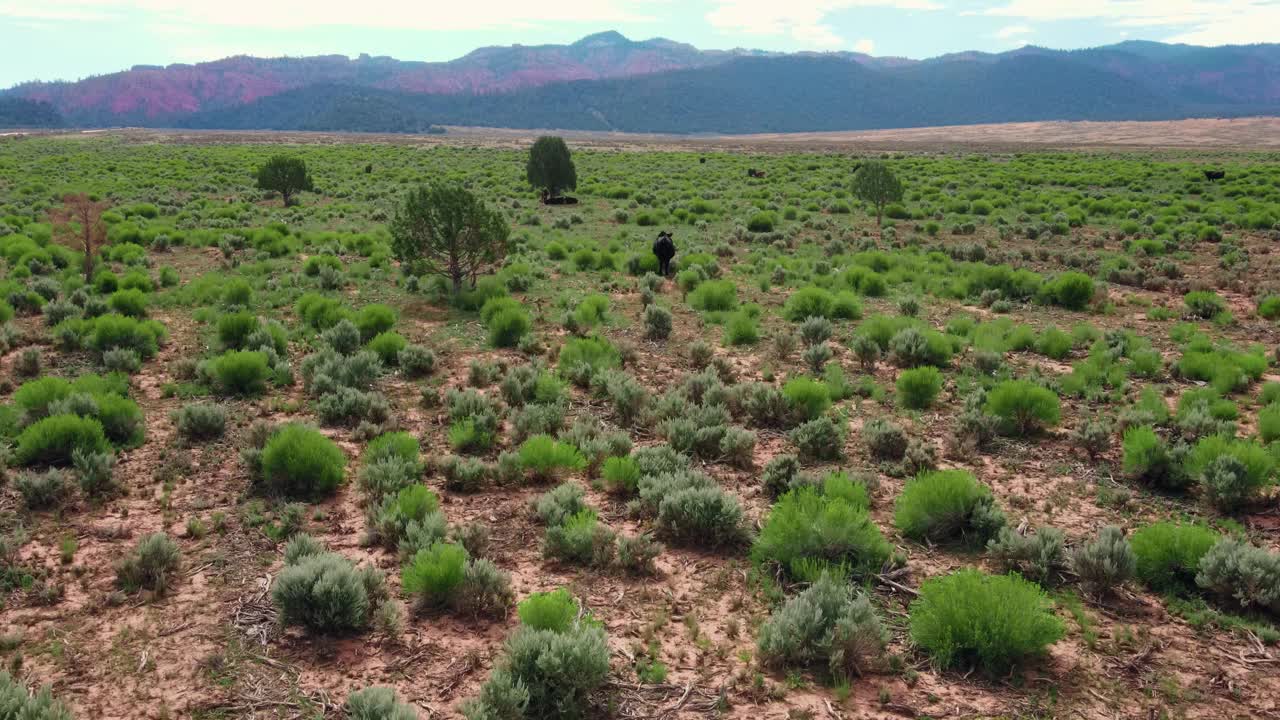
[399,344,436,377]
[752,483,889,581]
[1071,525,1136,597]
[455,558,515,618]
[1183,291,1227,319]
[273,552,373,633]
[115,533,181,595]
[1131,521,1219,595]
[657,485,744,547]
[544,509,616,566]
[761,454,802,497]
[894,469,1005,544]
[533,482,588,528]
[174,403,226,441]
[909,569,1064,675]
[642,304,672,340]
[984,380,1061,436]
[468,624,609,720]
[1185,435,1275,512]
[259,424,346,500]
[987,526,1067,586]
[1195,538,1280,613]
[365,431,421,468]
[896,366,943,409]
[558,336,621,387]
[217,311,258,350]
[757,573,888,678]
[864,417,908,460]
[616,533,662,574]
[283,534,326,565]
[16,470,70,511]
[345,687,418,720]
[789,415,846,461]
[0,672,72,720]
[73,447,116,496]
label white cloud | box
[994,24,1031,39]
[0,0,660,30]
[706,0,941,47]
[983,0,1280,45]
[853,37,875,53]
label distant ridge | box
[4,32,1279,134]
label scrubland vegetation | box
[0,133,1278,719]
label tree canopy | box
[852,161,904,230]
[526,136,577,199]
[389,182,510,295]
[255,155,314,207]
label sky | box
[1,0,1278,88]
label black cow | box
[653,231,676,277]
[540,190,579,205]
[1204,170,1226,182]
[747,168,766,178]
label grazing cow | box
[700,157,707,164]
[540,190,579,205]
[653,231,676,277]
[1204,170,1226,182]
[747,168,766,179]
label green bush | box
[518,435,587,482]
[488,305,532,348]
[402,541,469,609]
[1045,272,1095,310]
[896,366,943,409]
[1035,327,1072,359]
[87,313,164,359]
[208,350,271,396]
[557,336,621,386]
[894,469,1005,544]
[1259,405,1280,444]
[688,279,737,312]
[782,376,831,421]
[909,569,1064,674]
[260,424,346,500]
[722,311,759,346]
[216,311,258,349]
[888,327,953,368]
[985,380,1061,436]
[752,482,889,581]
[757,573,888,677]
[366,331,408,365]
[115,533,181,595]
[15,414,112,466]
[355,303,397,340]
[747,211,776,233]
[783,287,835,321]
[366,431,421,467]
[1184,291,1227,319]
[108,288,148,318]
[1131,521,1219,594]
[296,292,350,330]
[221,278,253,306]
[1258,296,1280,321]
[1121,426,1185,489]
[517,588,581,632]
[602,455,641,494]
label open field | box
[0,132,1279,720]
[8,115,1280,152]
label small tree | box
[526,136,577,201]
[255,155,314,207]
[852,161,903,234]
[50,192,109,283]
[389,183,509,296]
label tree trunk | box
[876,205,884,237]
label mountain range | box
[3,32,1279,134]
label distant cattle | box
[1204,170,1226,181]
[540,190,579,205]
[700,157,707,164]
[747,168,766,178]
